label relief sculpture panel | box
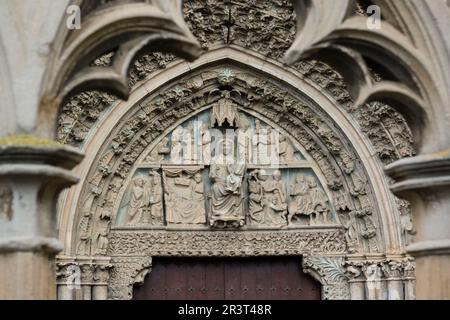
[115,100,338,231]
[163,167,207,225]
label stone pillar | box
[56,261,78,300]
[386,154,450,299]
[345,261,365,300]
[403,257,416,300]
[363,263,383,300]
[92,261,112,300]
[80,263,94,300]
[0,141,82,299]
[382,260,405,300]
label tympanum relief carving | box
[115,103,337,230]
[72,66,386,259]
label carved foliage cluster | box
[108,257,152,300]
[183,0,296,60]
[302,255,350,300]
[294,59,416,165]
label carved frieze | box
[108,230,347,256]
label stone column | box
[56,261,79,300]
[80,263,94,300]
[345,261,365,300]
[0,141,82,299]
[363,263,383,300]
[92,260,112,300]
[403,257,416,300]
[382,260,405,300]
[386,154,450,299]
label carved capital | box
[108,257,152,300]
[302,255,350,300]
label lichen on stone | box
[0,135,62,148]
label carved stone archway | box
[56,46,415,300]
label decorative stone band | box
[0,236,63,254]
[407,239,450,257]
[385,151,450,193]
[107,229,347,256]
[0,140,84,169]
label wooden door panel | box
[133,257,321,300]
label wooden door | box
[132,257,321,300]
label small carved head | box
[194,172,203,183]
[273,170,282,181]
[307,176,317,188]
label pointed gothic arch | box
[56,46,417,300]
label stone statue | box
[201,123,212,165]
[209,139,246,228]
[76,192,96,255]
[279,135,295,163]
[182,122,195,163]
[236,117,252,164]
[341,210,359,253]
[260,170,288,226]
[247,170,264,225]
[288,175,311,224]
[163,168,206,224]
[288,176,330,225]
[147,171,163,225]
[253,119,276,165]
[170,125,184,164]
[307,176,330,224]
[125,176,152,225]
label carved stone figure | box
[170,125,185,164]
[125,176,152,225]
[209,140,246,228]
[260,170,288,226]
[307,177,330,224]
[279,135,296,163]
[145,137,170,163]
[145,171,164,225]
[201,123,212,165]
[247,170,264,225]
[210,91,240,128]
[341,211,359,253]
[182,122,196,163]
[0,185,13,220]
[76,192,97,255]
[163,168,206,225]
[253,119,275,165]
[288,176,330,225]
[288,175,310,224]
[236,117,252,164]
